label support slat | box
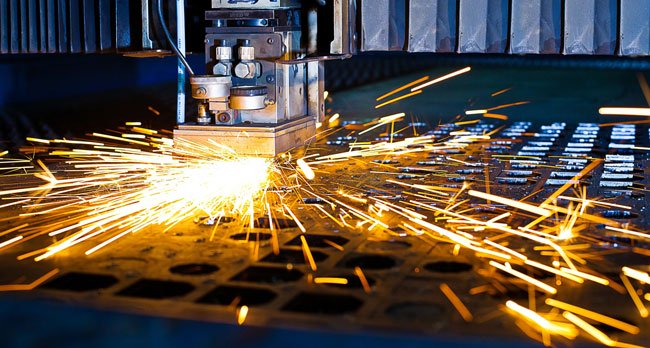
[27,0,37,52]
[563,0,617,55]
[619,0,650,56]
[97,0,111,51]
[45,0,54,52]
[0,0,7,53]
[458,0,509,53]
[68,0,81,52]
[82,0,95,52]
[510,0,561,54]
[38,0,46,52]
[360,0,405,51]
[57,0,67,52]
[407,0,456,53]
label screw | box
[266,75,275,83]
[196,87,207,96]
[267,38,274,44]
[217,112,231,123]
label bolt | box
[266,75,275,83]
[196,87,207,96]
[217,112,231,123]
[267,37,274,44]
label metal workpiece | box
[407,0,456,53]
[360,0,406,51]
[5,119,650,346]
[563,0,617,55]
[458,0,509,53]
[619,0,650,56]
[509,0,561,54]
[174,115,315,157]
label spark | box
[296,158,316,180]
[440,283,473,321]
[490,261,557,294]
[545,298,639,335]
[620,274,649,318]
[599,107,650,117]
[375,90,422,109]
[237,305,249,325]
[468,190,552,217]
[622,267,650,283]
[506,300,578,340]
[314,277,348,285]
[465,109,487,115]
[354,266,372,294]
[300,235,317,271]
[411,67,471,92]
[376,75,429,101]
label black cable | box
[156,0,195,76]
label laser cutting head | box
[173,1,324,157]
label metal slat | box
[360,0,405,51]
[19,0,26,51]
[45,0,54,52]
[38,0,46,52]
[57,0,67,52]
[510,0,561,54]
[27,0,37,52]
[619,0,650,56]
[563,0,617,55]
[82,0,96,52]
[98,0,111,51]
[9,0,17,53]
[0,0,7,53]
[68,0,81,52]
[407,0,456,53]
[115,0,130,50]
[458,0,509,53]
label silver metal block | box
[360,0,406,51]
[509,0,561,54]
[563,0,617,55]
[458,0,509,53]
[619,0,650,56]
[407,0,456,53]
[173,116,316,157]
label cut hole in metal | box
[230,232,272,241]
[197,285,276,306]
[231,266,303,284]
[256,217,298,229]
[282,292,362,315]
[41,272,118,292]
[261,249,328,264]
[341,254,397,270]
[424,261,472,274]
[169,263,219,276]
[116,279,195,299]
[599,210,638,219]
[386,302,445,322]
[285,234,349,249]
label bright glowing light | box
[599,107,650,117]
[296,158,315,180]
[411,67,471,92]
